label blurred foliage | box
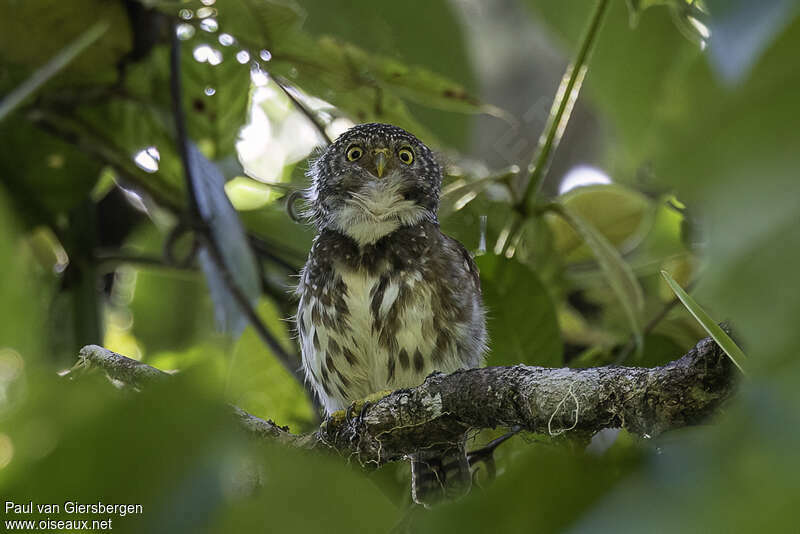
[1,0,799,532]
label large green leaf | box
[547,184,655,262]
[1,360,398,533]
[158,0,489,149]
[563,5,800,532]
[0,120,102,225]
[477,255,563,367]
[189,144,261,336]
[550,202,645,353]
[0,0,130,89]
[705,0,800,84]
[418,439,640,533]
[297,0,477,147]
[526,0,700,176]
[228,298,313,431]
[0,22,108,122]
[661,270,746,373]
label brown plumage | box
[297,123,486,506]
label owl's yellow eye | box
[346,145,363,161]
[398,147,414,165]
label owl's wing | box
[443,235,482,295]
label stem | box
[169,22,200,220]
[200,232,305,385]
[273,75,333,145]
[168,21,306,386]
[517,0,610,206]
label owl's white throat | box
[333,175,427,246]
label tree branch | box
[74,336,736,466]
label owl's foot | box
[347,389,393,417]
[344,390,393,433]
[324,390,393,432]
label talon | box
[358,399,371,422]
[344,402,358,422]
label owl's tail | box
[410,440,471,507]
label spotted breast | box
[296,221,485,414]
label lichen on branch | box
[74,337,736,467]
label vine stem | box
[273,75,333,145]
[516,0,611,207]
[169,21,306,388]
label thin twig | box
[168,21,304,385]
[199,232,305,384]
[29,111,184,212]
[169,22,200,219]
[94,251,185,273]
[273,75,333,145]
[248,234,303,272]
[517,0,611,206]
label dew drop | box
[200,18,218,32]
[196,6,216,18]
[176,23,195,40]
[236,50,250,64]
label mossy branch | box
[74,336,736,467]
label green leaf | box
[296,0,477,147]
[0,0,130,89]
[229,298,313,431]
[266,34,483,145]
[526,0,700,177]
[417,440,640,533]
[0,120,102,225]
[706,0,800,84]
[239,203,313,268]
[161,0,490,149]
[174,0,305,51]
[551,202,644,354]
[546,184,655,263]
[0,188,45,363]
[477,255,563,367]
[660,270,746,374]
[181,44,252,159]
[126,225,215,355]
[0,21,108,122]
[189,144,261,336]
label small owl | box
[296,123,486,506]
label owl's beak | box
[374,150,388,178]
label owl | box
[296,123,486,506]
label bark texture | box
[76,336,736,467]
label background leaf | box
[478,255,563,367]
[661,269,746,373]
[547,184,655,263]
[551,202,645,352]
[705,0,800,84]
[0,22,108,122]
[189,144,260,336]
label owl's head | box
[305,123,442,246]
